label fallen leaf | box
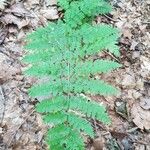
[6,3,30,17]
[140,98,150,110]
[26,0,40,8]
[1,14,20,25]
[0,53,21,84]
[45,0,57,6]
[122,74,136,88]
[130,41,138,50]
[17,19,30,29]
[1,14,30,29]
[0,0,7,10]
[131,102,150,130]
[0,86,5,122]
[141,56,150,71]
[92,137,104,150]
[115,100,128,119]
[122,28,132,39]
[0,28,8,44]
[40,7,59,20]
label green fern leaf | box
[23,0,122,149]
[72,79,119,95]
[75,59,121,76]
[69,96,111,124]
[36,97,67,113]
[46,124,85,150]
[43,111,94,138]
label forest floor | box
[0,0,150,150]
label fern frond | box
[67,112,94,137]
[43,111,94,137]
[36,97,67,113]
[72,79,119,95]
[43,111,67,125]
[80,24,120,56]
[37,95,111,125]
[29,80,63,97]
[75,59,121,76]
[23,0,121,149]
[69,96,111,124]
[46,124,85,150]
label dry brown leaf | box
[0,53,21,84]
[140,98,150,110]
[122,28,132,39]
[92,137,104,150]
[40,7,59,20]
[1,13,30,29]
[45,0,57,6]
[17,19,30,29]
[131,102,150,130]
[6,3,30,17]
[130,41,138,50]
[141,56,150,71]
[26,0,40,8]
[0,28,8,44]
[1,14,20,25]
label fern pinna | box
[23,0,121,149]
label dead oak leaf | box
[131,102,150,130]
[140,98,150,110]
[45,0,57,6]
[40,7,59,20]
[5,3,30,17]
[1,14,30,29]
[122,28,132,39]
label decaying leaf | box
[0,28,8,44]
[92,137,105,150]
[131,102,150,130]
[140,98,150,110]
[40,7,59,20]
[45,0,57,6]
[1,14,30,29]
[0,0,7,10]
[9,3,30,17]
[115,100,128,119]
[141,56,150,71]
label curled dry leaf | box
[131,102,150,130]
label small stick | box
[0,86,6,124]
[103,14,118,22]
[104,51,121,63]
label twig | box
[142,21,150,24]
[0,86,6,124]
[104,51,121,63]
[7,109,35,147]
[103,14,118,22]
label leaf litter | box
[0,0,150,149]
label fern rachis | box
[23,0,121,149]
